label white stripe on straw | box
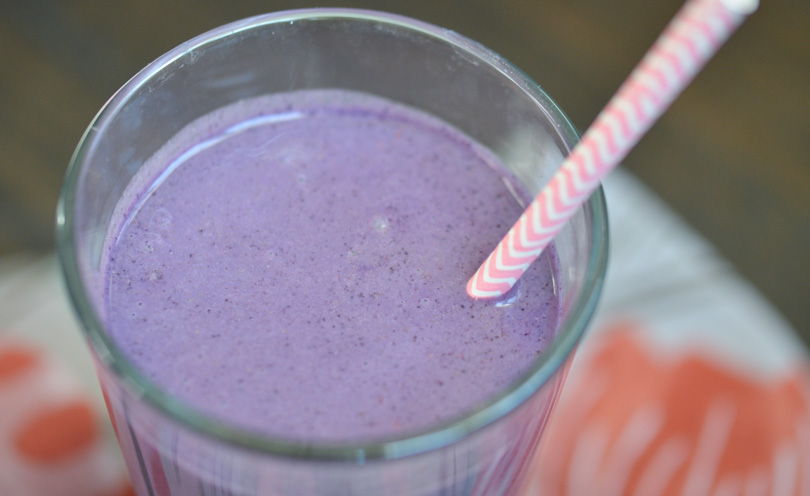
[467,0,757,299]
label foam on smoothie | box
[103,90,561,442]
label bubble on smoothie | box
[277,146,307,167]
[150,208,173,230]
[296,173,307,184]
[147,269,164,282]
[372,216,389,233]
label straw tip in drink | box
[466,275,510,300]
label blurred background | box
[1,0,808,337]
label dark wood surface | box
[2,1,808,337]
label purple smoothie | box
[103,90,561,442]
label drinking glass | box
[57,9,608,496]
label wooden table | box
[1,0,807,336]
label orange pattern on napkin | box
[0,347,39,381]
[14,401,97,463]
[522,322,810,496]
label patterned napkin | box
[0,249,132,495]
[521,170,809,495]
[0,168,806,495]
[0,337,132,496]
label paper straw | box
[467,0,758,299]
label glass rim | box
[56,8,608,462]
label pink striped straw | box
[467,0,758,299]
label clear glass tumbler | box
[57,9,608,496]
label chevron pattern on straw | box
[467,0,748,299]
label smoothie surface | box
[104,90,561,441]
